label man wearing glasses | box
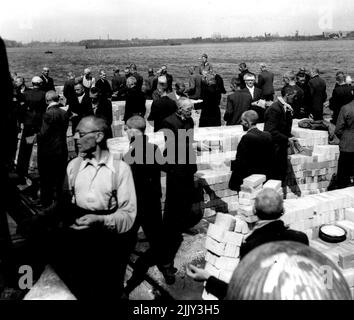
[52,115,137,300]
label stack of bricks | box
[286,145,339,199]
[310,207,354,299]
[194,170,238,218]
[291,120,329,148]
[202,213,250,300]
[282,187,354,241]
[238,176,283,223]
[238,175,265,223]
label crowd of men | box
[3,50,354,300]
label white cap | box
[32,76,43,84]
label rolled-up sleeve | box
[102,161,137,233]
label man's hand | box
[75,214,104,227]
[186,264,211,282]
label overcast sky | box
[1,0,353,42]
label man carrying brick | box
[187,188,309,299]
[229,110,275,191]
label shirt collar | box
[46,102,58,111]
[80,151,116,173]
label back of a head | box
[46,90,59,103]
[126,115,146,133]
[254,188,283,220]
[127,76,137,88]
[241,110,258,126]
[32,76,43,87]
[240,62,247,69]
[260,63,267,70]
[226,241,352,300]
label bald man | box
[229,110,275,191]
[187,188,309,300]
[40,67,55,92]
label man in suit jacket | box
[95,70,112,100]
[111,68,127,101]
[124,76,146,123]
[282,71,305,119]
[308,68,327,120]
[264,91,296,184]
[335,100,354,188]
[238,63,255,89]
[160,97,197,284]
[63,72,77,108]
[329,73,354,125]
[70,83,92,132]
[161,65,173,93]
[229,110,275,191]
[37,91,69,207]
[40,67,55,92]
[148,76,177,132]
[130,63,144,92]
[186,66,202,100]
[224,77,252,125]
[16,76,47,183]
[88,87,113,137]
[257,63,275,102]
[241,73,264,122]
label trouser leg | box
[16,136,33,181]
[337,152,354,189]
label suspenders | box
[70,156,120,211]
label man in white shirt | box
[52,115,137,300]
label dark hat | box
[202,53,208,58]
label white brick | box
[205,250,219,266]
[234,217,249,234]
[222,231,244,246]
[345,208,354,223]
[214,213,236,231]
[215,256,240,272]
[263,180,282,191]
[223,243,240,258]
[205,236,225,256]
[218,271,234,284]
[243,175,266,188]
[207,224,225,242]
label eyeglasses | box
[74,130,101,138]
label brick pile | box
[310,206,354,299]
[202,212,249,300]
[286,145,339,199]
